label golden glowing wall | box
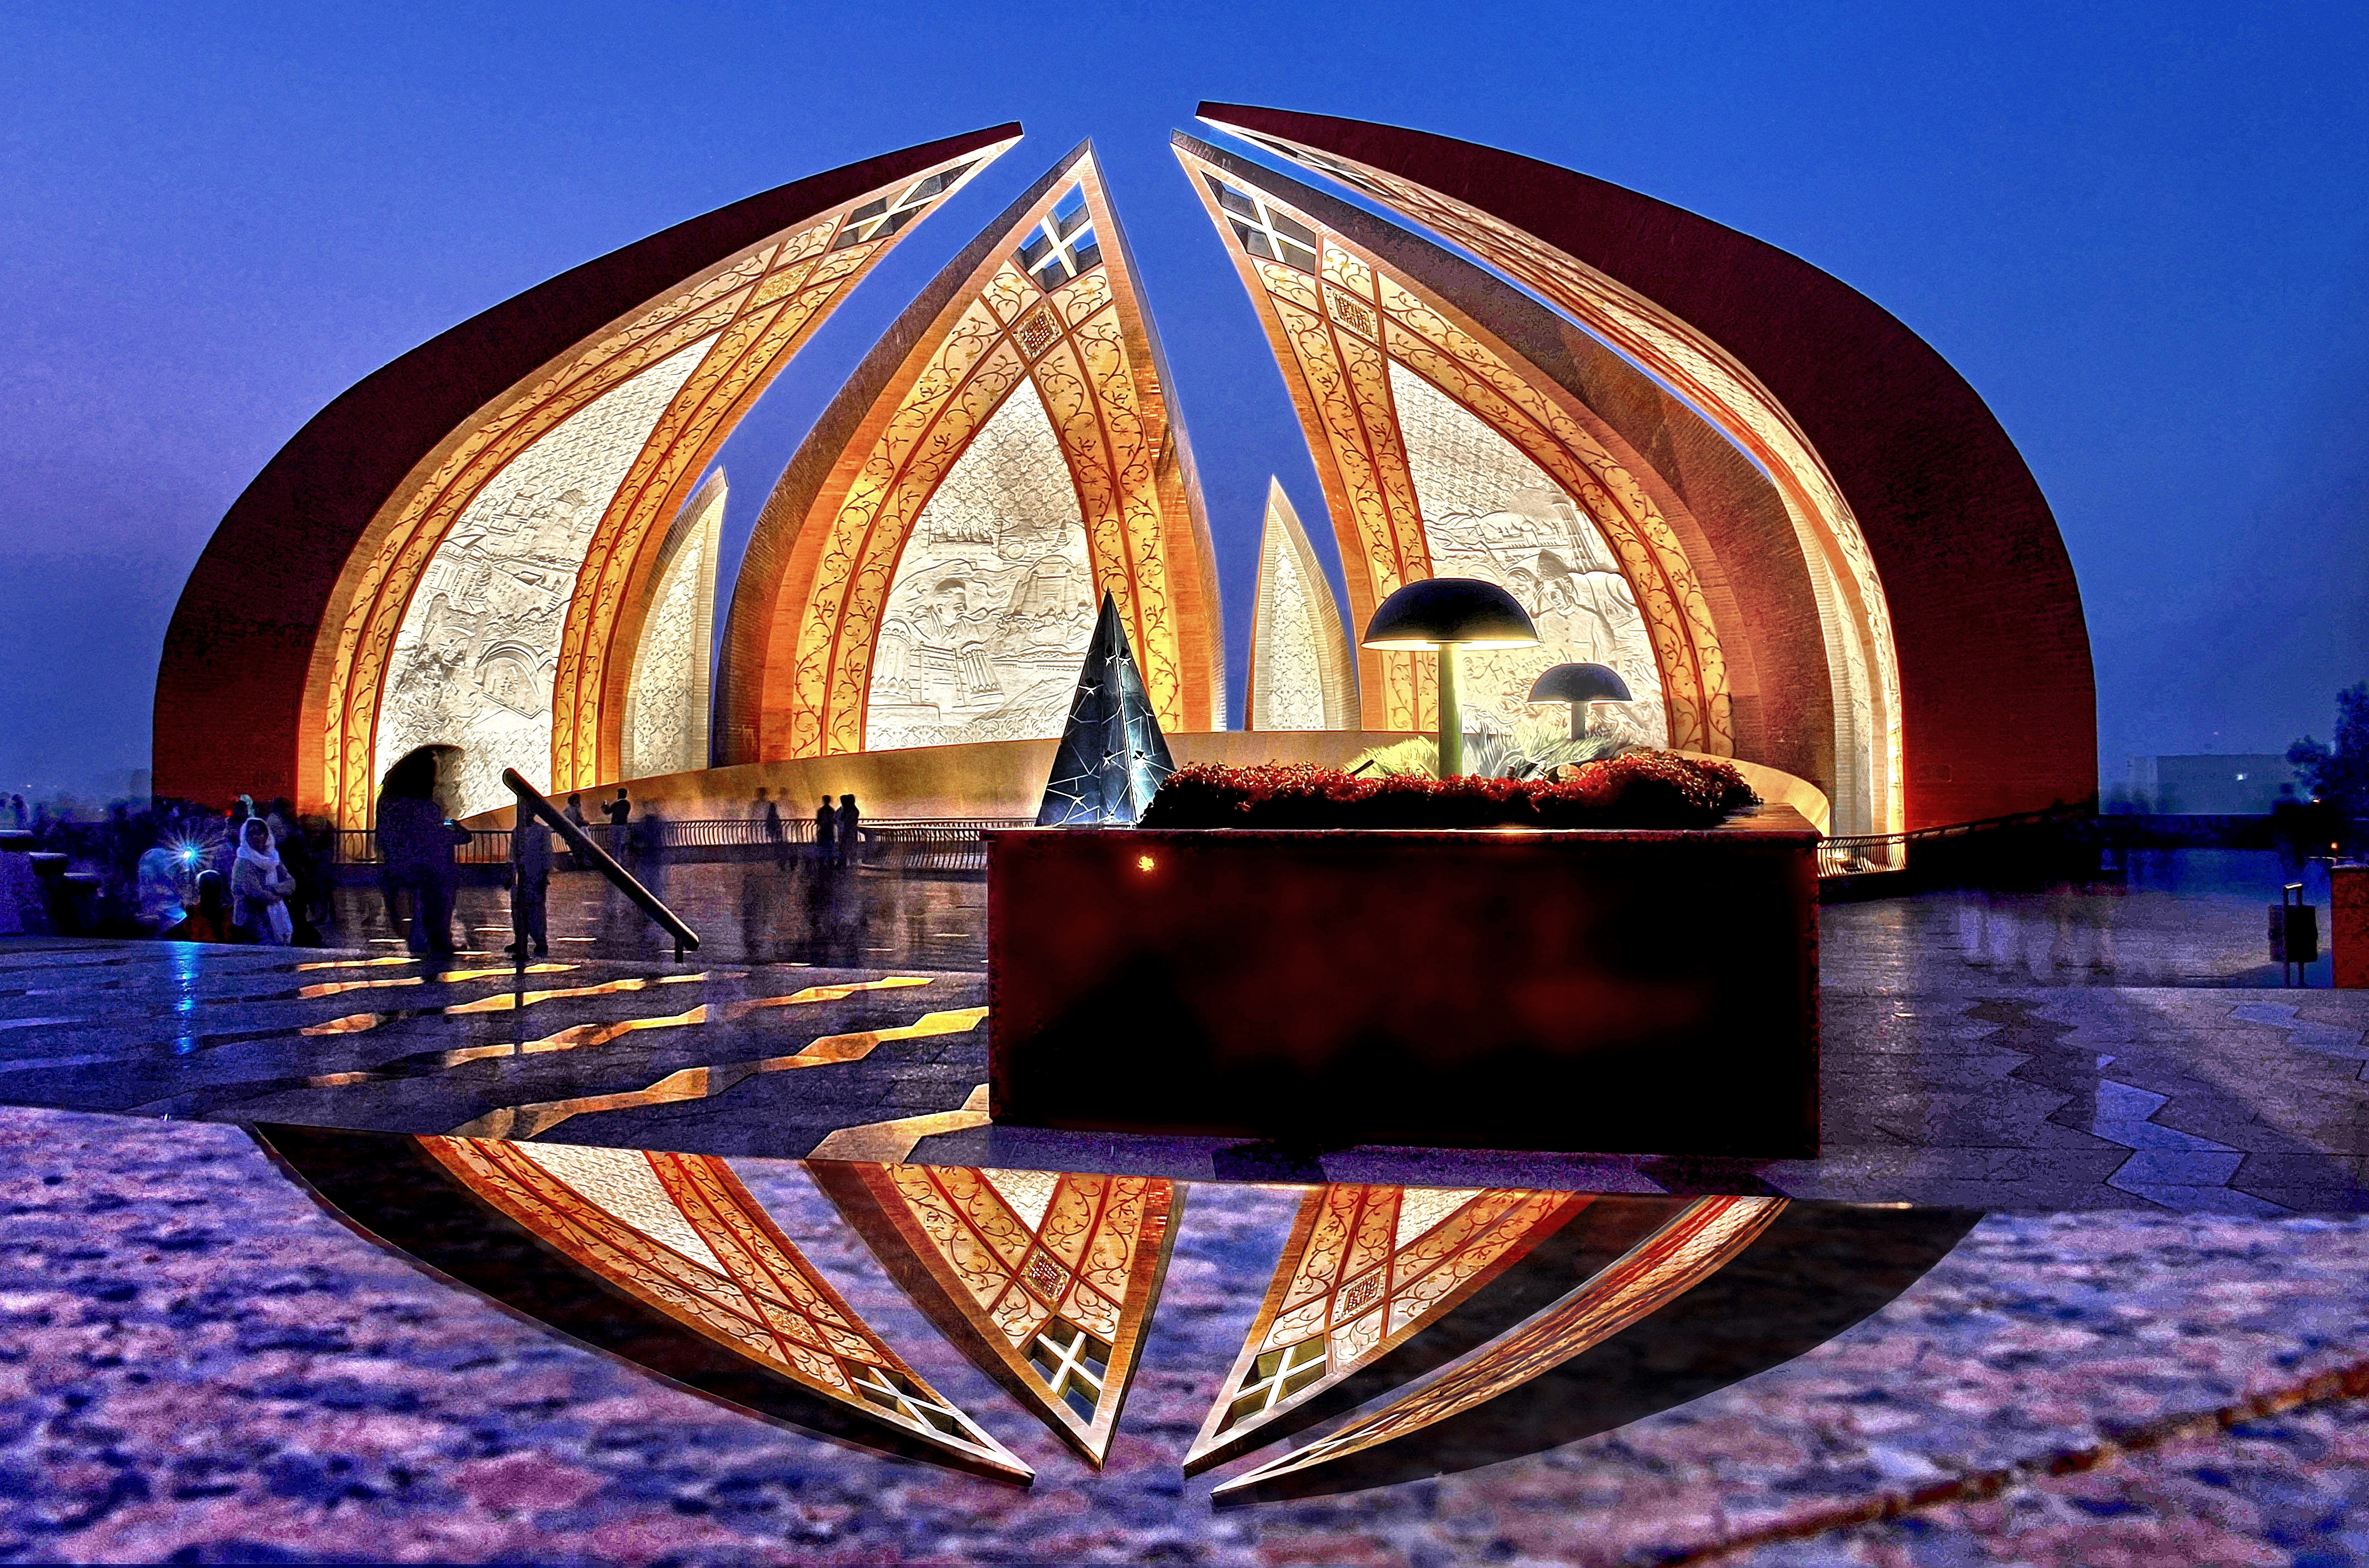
[1176,138,1731,756]
[1197,113,1902,835]
[722,145,1225,763]
[305,142,1008,824]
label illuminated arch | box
[1200,104,2098,832]
[722,142,1225,762]
[1176,136,1734,761]
[154,125,1019,823]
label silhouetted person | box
[563,791,589,870]
[508,814,551,957]
[836,793,862,870]
[633,805,670,908]
[378,752,470,954]
[815,796,837,867]
[754,787,787,867]
[6,794,23,830]
[605,788,632,857]
[231,817,297,945]
[162,870,234,943]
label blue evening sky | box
[2,1,2364,802]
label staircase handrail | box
[504,768,698,960]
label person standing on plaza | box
[508,811,551,958]
[377,752,470,954]
[563,792,589,870]
[230,816,297,945]
[135,844,190,934]
[632,804,670,905]
[604,788,632,858]
[815,795,838,868]
[836,793,862,870]
[756,788,786,867]
[162,870,234,943]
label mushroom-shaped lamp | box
[1362,578,1539,777]
[1528,661,1634,740]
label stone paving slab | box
[3,1104,2367,1564]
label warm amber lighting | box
[1136,854,1157,873]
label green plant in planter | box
[1349,717,1626,782]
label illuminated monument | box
[153,109,2094,839]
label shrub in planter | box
[1137,751,1759,832]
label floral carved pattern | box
[1175,146,1731,750]
[1211,127,1898,831]
[777,167,1205,758]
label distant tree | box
[2288,682,2369,817]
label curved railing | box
[333,815,1030,871]
[1817,804,2098,879]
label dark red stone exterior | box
[988,813,1821,1157]
[1201,104,2097,830]
[152,124,1021,812]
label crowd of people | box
[7,763,878,955]
[6,791,341,947]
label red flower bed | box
[1139,752,1760,831]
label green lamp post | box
[1361,578,1540,778]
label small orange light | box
[1136,854,1156,873]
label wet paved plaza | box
[1,849,2364,1563]
[0,850,2347,1213]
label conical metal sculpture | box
[1036,592,1175,825]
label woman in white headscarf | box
[230,816,297,945]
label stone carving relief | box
[376,337,712,817]
[1389,363,1667,745]
[1259,548,1329,731]
[1248,480,1353,731]
[863,379,1100,751]
[621,475,722,781]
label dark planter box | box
[987,806,1820,1157]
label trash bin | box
[2270,884,2319,977]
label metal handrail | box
[1817,803,2101,879]
[504,769,698,961]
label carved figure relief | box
[375,338,710,818]
[732,150,1225,764]
[1175,137,1733,755]
[1200,114,1900,833]
[1389,365,1666,745]
[863,380,1100,751]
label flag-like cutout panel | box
[817,1161,1179,1465]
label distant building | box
[2123,755,2301,815]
